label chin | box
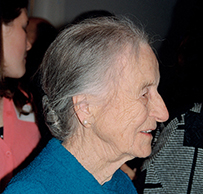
[135,147,152,158]
[143,150,152,158]
[11,72,26,79]
[16,68,26,78]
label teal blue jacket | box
[4,138,137,194]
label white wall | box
[29,0,177,49]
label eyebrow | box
[140,68,160,90]
[141,81,154,90]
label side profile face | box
[2,8,31,78]
[91,43,169,160]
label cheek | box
[124,101,149,129]
[94,95,149,134]
[108,98,148,131]
[4,35,23,60]
[111,101,149,142]
[15,32,27,53]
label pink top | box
[0,97,41,188]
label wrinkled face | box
[2,9,31,78]
[92,43,169,160]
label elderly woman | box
[3,16,169,193]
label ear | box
[72,95,91,127]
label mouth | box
[140,130,152,134]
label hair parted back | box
[41,16,149,141]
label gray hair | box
[40,16,149,141]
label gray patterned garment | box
[142,103,203,194]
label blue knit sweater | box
[4,138,137,194]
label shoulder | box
[3,180,47,194]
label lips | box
[141,130,152,134]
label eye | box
[142,88,149,98]
[141,88,149,106]
[23,27,27,33]
[22,22,28,33]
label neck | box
[62,128,130,185]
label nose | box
[26,39,32,51]
[149,92,169,122]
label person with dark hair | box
[0,0,41,191]
[21,17,58,148]
[4,16,168,193]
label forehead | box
[116,43,159,91]
[15,8,28,24]
[136,43,159,78]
